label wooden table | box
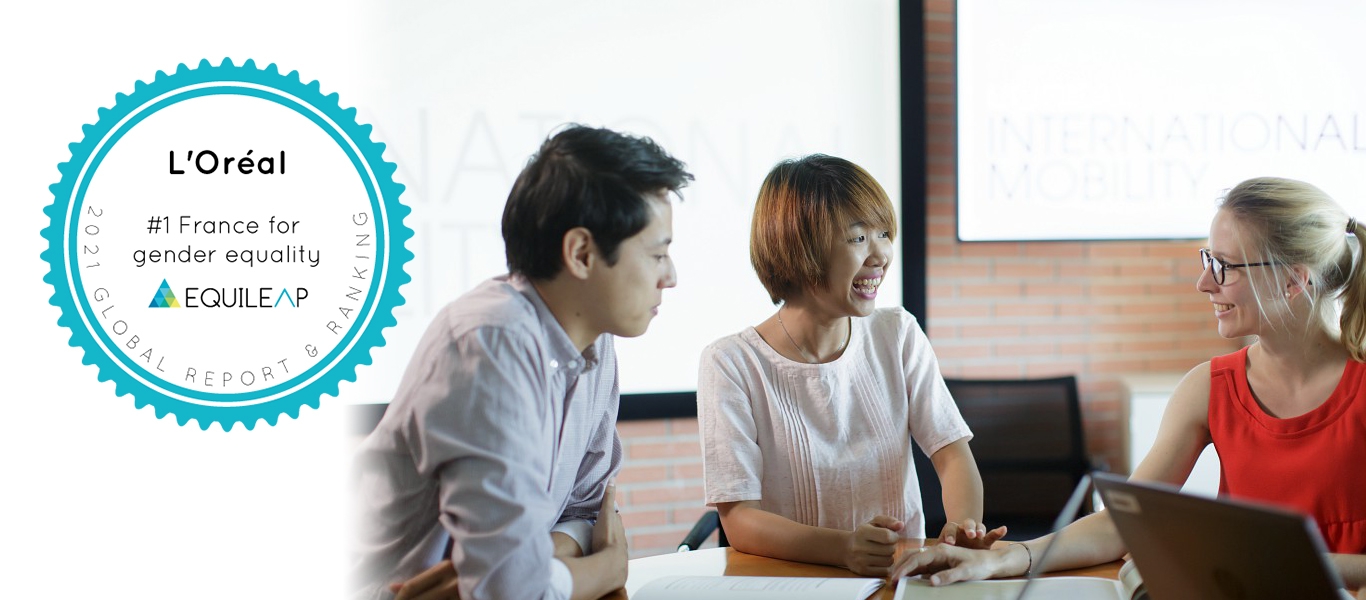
[606,541,1124,599]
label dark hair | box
[502,125,693,279]
[750,154,897,304]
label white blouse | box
[698,307,971,538]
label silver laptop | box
[1092,471,1345,600]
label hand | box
[590,482,628,586]
[389,559,459,600]
[938,519,1007,550]
[843,515,904,576]
[888,543,1012,586]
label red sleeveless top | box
[1208,347,1366,553]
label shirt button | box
[549,359,560,369]
[567,359,579,369]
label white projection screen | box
[957,0,1366,242]
[342,0,902,403]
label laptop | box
[1092,471,1345,600]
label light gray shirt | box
[352,274,622,600]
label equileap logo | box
[149,279,181,308]
[149,279,308,309]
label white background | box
[958,0,1366,241]
[1,1,898,598]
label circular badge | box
[41,58,412,430]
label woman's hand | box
[843,515,904,576]
[888,542,1021,586]
[937,519,1007,550]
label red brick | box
[928,262,989,279]
[615,464,669,485]
[994,263,1057,279]
[1120,339,1178,353]
[630,484,706,506]
[925,0,954,16]
[926,59,955,76]
[1024,283,1086,297]
[1146,244,1202,259]
[674,463,705,480]
[934,344,991,360]
[960,283,1023,298]
[928,241,958,258]
[1026,323,1086,337]
[996,342,1052,357]
[1022,243,1086,258]
[959,242,1022,258]
[617,420,669,438]
[628,442,701,460]
[1092,322,1148,335]
[925,324,958,341]
[925,38,954,56]
[1089,359,1140,374]
[928,303,994,321]
[1059,264,1118,278]
[1025,361,1086,377]
[1147,283,1197,296]
[928,162,955,177]
[1118,302,1177,316]
[1146,357,1205,372]
[1089,242,1153,259]
[925,18,955,36]
[671,418,699,436]
[927,180,956,197]
[960,363,1024,378]
[672,505,715,526]
[927,120,955,138]
[994,303,1056,318]
[620,509,668,529]
[1118,263,1175,278]
[927,221,957,238]
[960,324,1022,338]
[926,79,955,97]
[1090,284,1147,297]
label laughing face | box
[809,220,893,317]
[1196,210,1281,338]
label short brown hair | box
[749,155,897,304]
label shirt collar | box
[507,273,601,374]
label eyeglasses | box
[1199,248,1272,285]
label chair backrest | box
[913,375,1091,541]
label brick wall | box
[614,0,1239,558]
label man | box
[353,125,692,600]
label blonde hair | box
[749,155,897,304]
[1219,177,1366,360]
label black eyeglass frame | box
[1199,248,1273,285]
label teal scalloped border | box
[40,58,412,431]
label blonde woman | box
[893,177,1366,588]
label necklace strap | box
[777,308,850,364]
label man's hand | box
[389,559,459,600]
[937,519,1007,550]
[843,515,903,576]
[888,542,1014,586]
[589,483,628,587]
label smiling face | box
[1197,209,1282,338]
[806,219,894,318]
[585,192,677,338]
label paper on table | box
[633,576,883,600]
[892,577,1128,600]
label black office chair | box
[915,375,1100,541]
[677,509,729,552]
